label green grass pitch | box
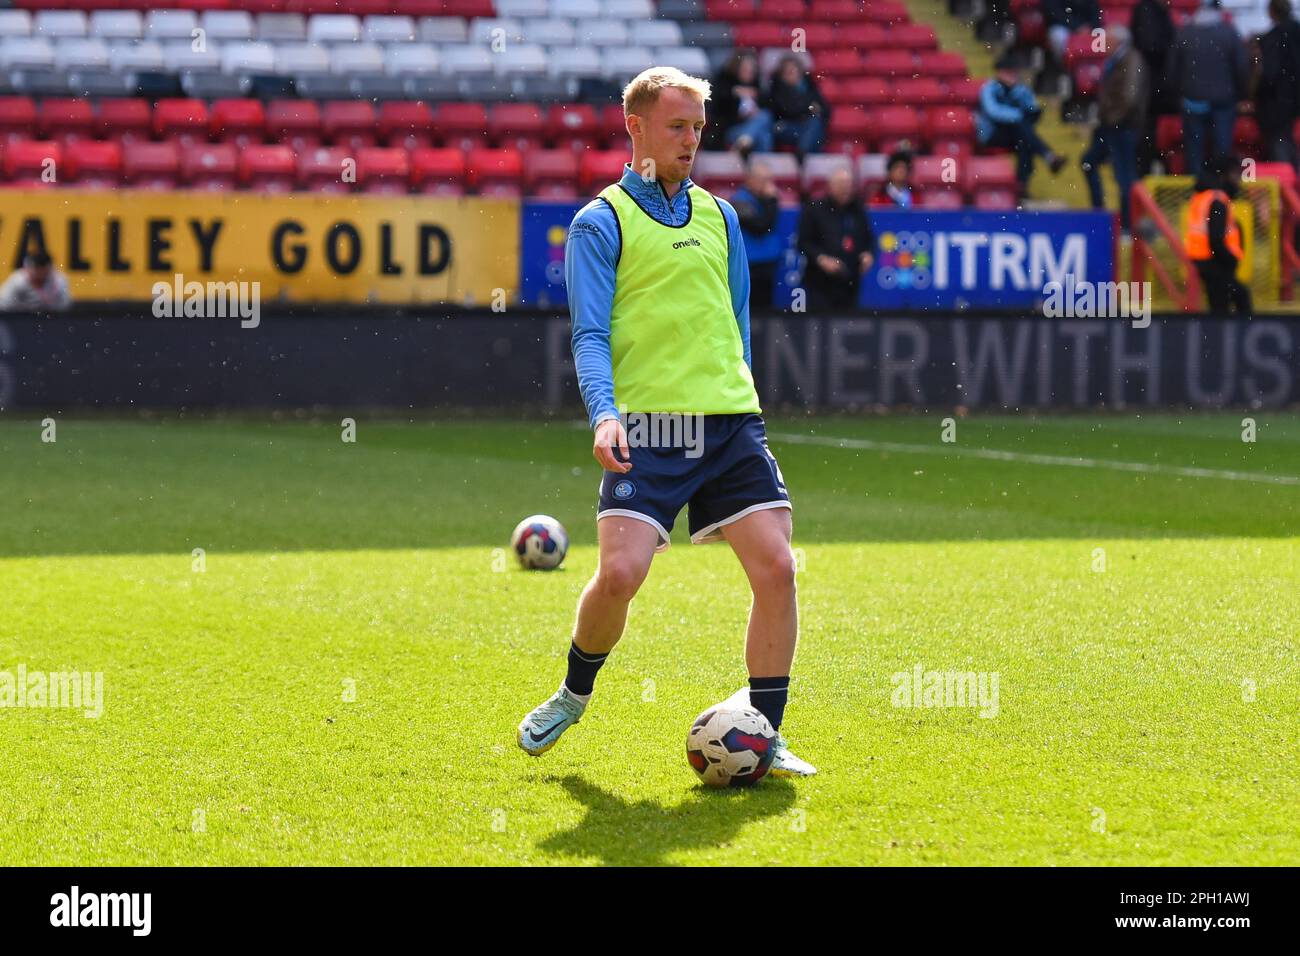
[1,412,1296,866]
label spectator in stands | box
[1131,0,1177,175]
[1081,25,1147,232]
[1041,0,1102,63]
[1253,0,1300,168]
[764,56,830,159]
[797,168,876,310]
[0,253,71,312]
[1184,154,1252,313]
[1167,0,1249,177]
[730,162,783,310]
[976,57,1068,195]
[713,51,774,159]
[870,151,916,207]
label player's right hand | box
[593,418,632,474]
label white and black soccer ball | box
[686,704,776,788]
[510,515,568,571]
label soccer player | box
[516,66,815,777]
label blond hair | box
[622,66,712,116]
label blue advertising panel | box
[864,209,1115,310]
[519,202,1115,311]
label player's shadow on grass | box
[537,773,798,866]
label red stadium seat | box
[758,0,806,19]
[153,99,210,148]
[546,104,601,152]
[297,146,354,194]
[210,99,266,148]
[964,155,1018,206]
[38,99,94,145]
[732,22,787,48]
[892,24,938,50]
[861,50,916,79]
[1017,8,1047,47]
[812,49,866,79]
[944,77,983,108]
[467,148,523,197]
[691,150,747,197]
[523,149,580,199]
[97,98,152,144]
[912,154,963,205]
[181,143,238,191]
[441,0,494,15]
[928,107,975,158]
[864,1,911,26]
[322,101,377,151]
[579,149,628,193]
[809,0,859,20]
[434,102,489,152]
[64,140,122,189]
[0,97,37,145]
[705,0,760,21]
[238,144,296,193]
[836,24,888,50]
[1064,30,1106,70]
[599,104,627,148]
[3,140,62,186]
[827,107,871,155]
[378,101,435,150]
[356,147,409,195]
[410,147,468,196]
[831,77,891,107]
[894,78,947,107]
[917,51,968,79]
[874,106,922,154]
[1072,61,1104,99]
[488,103,545,152]
[266,99,323,152]
[122,141,181,190]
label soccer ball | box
[510,515,568,570]
[686,704,776,788]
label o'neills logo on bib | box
[672,237,702,250]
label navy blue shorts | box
[597,413,791,550]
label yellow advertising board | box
[0,189,520,304]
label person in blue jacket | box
[975,56,1068,195]
[729,162,785,310]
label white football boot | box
[720,687,817,778]
[517,685,587,756]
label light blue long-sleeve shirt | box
[565,164,752,429]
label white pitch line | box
[768,432,1300,487]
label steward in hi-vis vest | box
[1183,155,1252,315]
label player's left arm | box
[715,197,753,369]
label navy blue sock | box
[564,641,609,696]
[749,676,790,731]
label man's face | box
[26,264,50,287]
[828,169,854,204]
[888,162,909,186]
[629,87,706,184]
[996,68,1018,86]
[747,163,772,195]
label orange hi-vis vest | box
[1185,189,1243,261]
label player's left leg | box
[720,506,816,777]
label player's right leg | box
[517,516,660,756]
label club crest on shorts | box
[612,479,635,500]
